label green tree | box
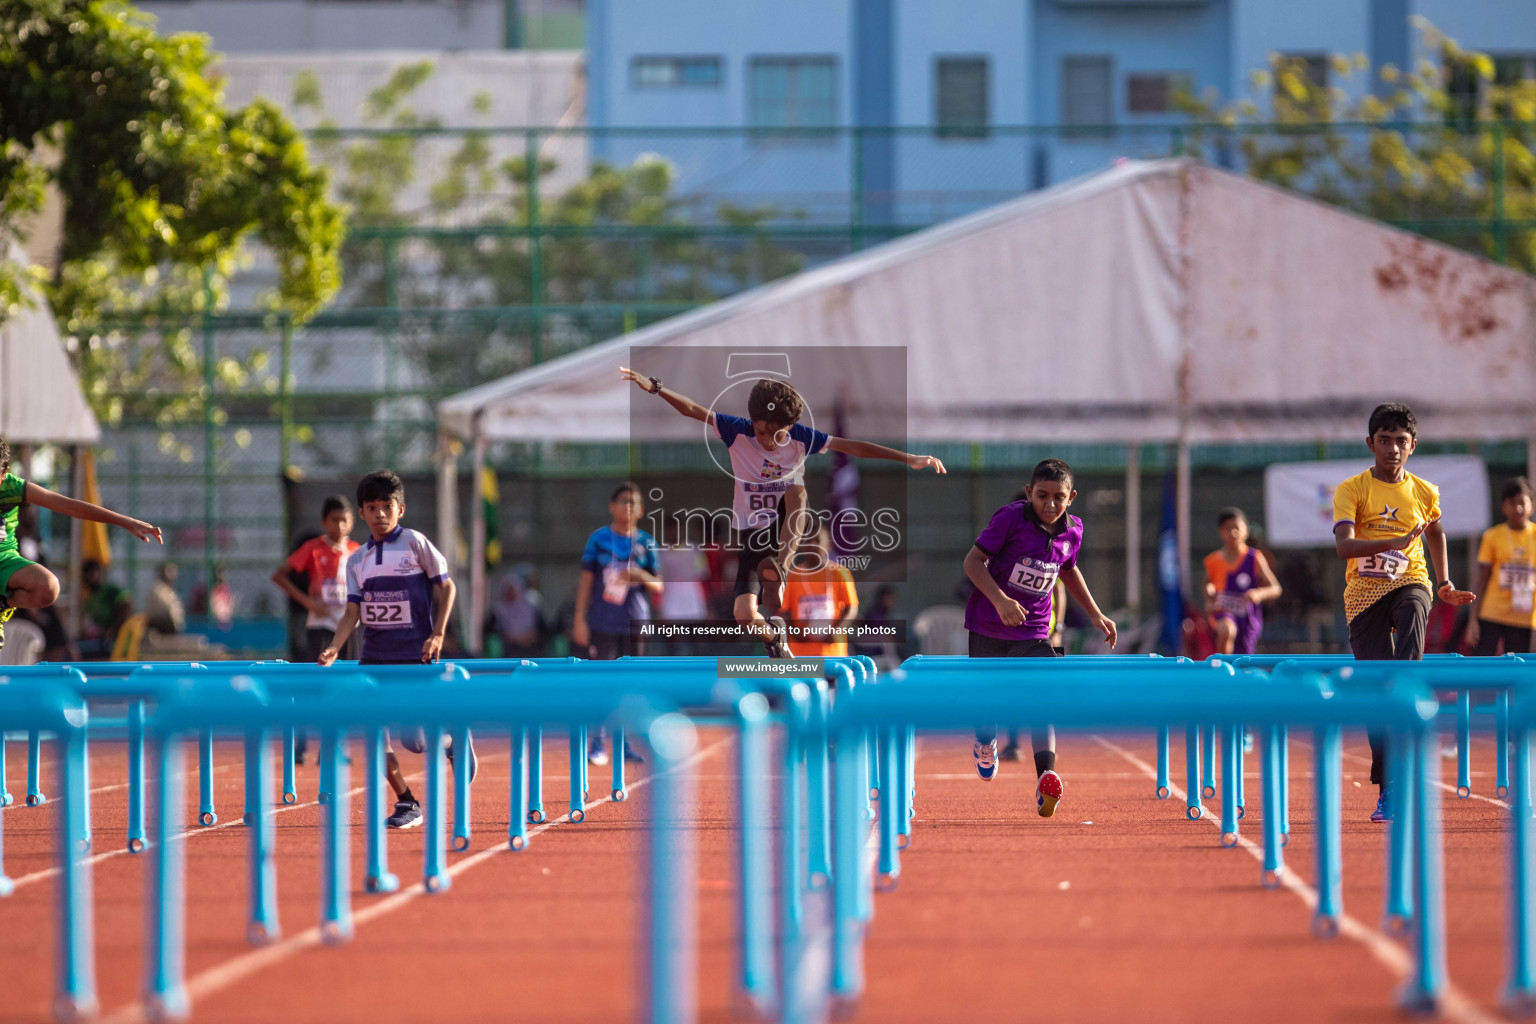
[0,0,345,429]
[1179,22,1536,271]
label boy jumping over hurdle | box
[964,458,1117,817]
[617,366,945,657]
[1331,403,1473,822]
[318,470,473,829]
[0,438,162,650]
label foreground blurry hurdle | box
[0,674,95,1019]
[137,670,705,1023]
[831,656,1450,1014]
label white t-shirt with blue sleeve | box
[345,525,451,661]
[712,413,829,530]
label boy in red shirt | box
[272,495,361,659]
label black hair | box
[1217,506,1247,527]
[610,481,640,503]
[321,495,352,519]
[1367,402,1417,440]
[0,437,9,475]
[1030,458,1074,490]
[1503,477,1535,503]
[746,379,805,428]
[356,470,405,508]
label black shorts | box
[968,633,1063,659]
[585,631,645,661]
[732,498,812,599]
[1475,619,1533,656]
[1348,585,1431,661]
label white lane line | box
[1,765,236,814]
[6,755,506,890]
[98,737,732,1024]
[1093,735,1500,1024]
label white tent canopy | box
[438,158,1536,650]
[0,250,100,446]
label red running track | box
[0,727,1510,1023]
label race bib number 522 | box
[362,592,412,628]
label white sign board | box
[1263,455,1491,548]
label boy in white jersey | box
[1332,403,1473,822]
[618,366,946,656]
[319,470,471,829]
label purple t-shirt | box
[964,501,1083,642]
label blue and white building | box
[585,0,1536,224]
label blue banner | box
[1157,470,1183,655]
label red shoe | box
[1036,769,1063,817]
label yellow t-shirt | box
[1476,522,1536,628]
[1332,469,1442,623]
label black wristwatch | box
[1437,579,1453,590]
[648,376,663,395]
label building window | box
[748,57,837,135]
[632,56,722,88]
[935,57,989,139]
[1273,53,1328,113]
[1061,55,1112,132]
[1126,72,1192,115]
[1447,53,1536,125]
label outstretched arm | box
[824,437,946,474]
[619,367,713,424]
[25,482,162,544]
[1333,521,1424,560]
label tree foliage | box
[1179,21,1536,272]
[0,0,345,426]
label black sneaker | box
[763,616,792,660]
[386,799,422,829]
[999,742,1023,762]
[622,740,645,765]
[446,735,478,783]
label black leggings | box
[1348,585,1430,788]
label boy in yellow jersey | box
[1466,477,1536,655]
[1332,403,1474,822]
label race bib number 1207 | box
[1008,560,1058,594]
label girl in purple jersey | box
[1202,507,1282,657]
[962,459,1117,817]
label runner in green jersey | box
[0,439,162,650]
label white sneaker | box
[973,739,999,781]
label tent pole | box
[68,445,85,642]
[1176,439,1191,604]
[435,429,460,583]
[1126,444,1141,622]
[469,428,488,656]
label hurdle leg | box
[577,725,590,801]
[56,729,97,1018]
[527,726,545,823]
[128,701,146,852]
[0,730,10,806]
[568,725,587,823]
[781,714,806,941]
[281,724,298,806]
[509,726,529,850]
[806,703,832,887]
[862,729,875,822]
[363,726,398,893]
[1402,723,1447,1012]
[317,731,333,805]
[319,727,353,942]
[26,728,44,806]
[1499,687,1511,798]
[1184,724,1202,820]
[1201,723,1217,798]
[736,694,775,1010]
[1220,723,1240,847]
[145,733,188,1020]
[894,724,913,852]
[1156,724,1171,799]
[1260,724,1284,887]
[422,724,450,893]
[0,749,9,894]
[645,714,699,1024]
[1506,728,1536,1013]
[1457,690,1472,798]
[1384,728,1415,935]
[904,726,917,836]
[1235,723,1246,820]
[242,729,258,826]
[1279,725,1291,843]
[245,728,279,944]
[878,728,901,883]
[451,726,472,852]
[1312,725,1343,938]
[80,729,92,852]
[831,725,866,1001]
[197,729,216,825]
[869,727,882,802]
[611,726,628,801]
